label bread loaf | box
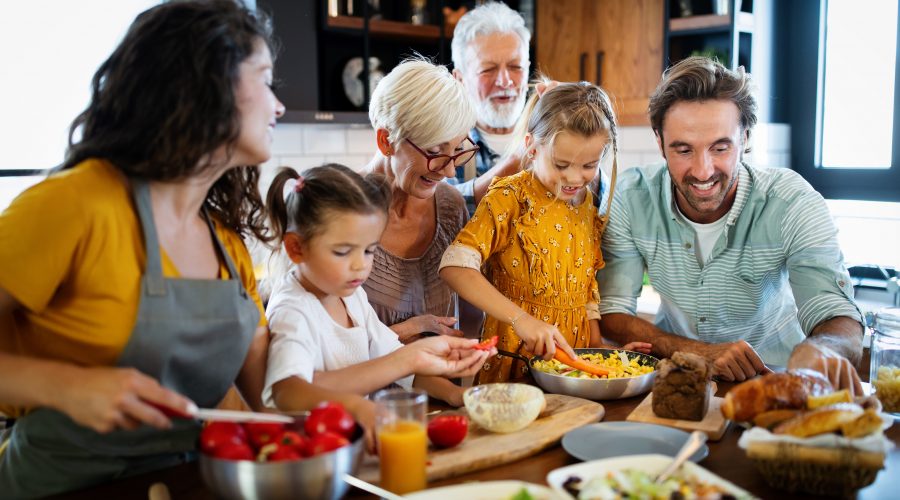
[773,403,864,437]
[721,369,832,422]
[652,351,711,421]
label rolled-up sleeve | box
[782,191,864,334]
[596,190,645,316]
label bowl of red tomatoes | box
[198,402,364,500]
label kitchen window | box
[789,0,900,202]
[0,1,160,210]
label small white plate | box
[561,421,709,462]
[546,454,755,499]
[404,480,564,499]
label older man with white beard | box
[449,2,530,215]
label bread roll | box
[721,369,832,422]
[841,409,884,438]
[752,409,801,430]
[773,403,864,437]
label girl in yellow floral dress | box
[439,82,650,384]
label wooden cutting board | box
[358,393,604,483]
[626,392,729,440]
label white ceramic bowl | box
[463,383,545,433]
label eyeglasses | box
[405,137,480,173]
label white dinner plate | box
[546,454,755,499]
[404,480,565,499]
[561,421,709,462]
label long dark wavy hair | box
[61,0,275,240]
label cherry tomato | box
[243,422,286,450]
[474,336,498,351]
[257,442,303,462]
[279,430,308,456]
[306,431,350,456]
[212,442,255,461]
[305,402,356,439]
[427,415,468,448]
[200,421,247,454]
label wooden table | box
[54,383,899,500]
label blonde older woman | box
[363,59,479,342]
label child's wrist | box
[509,310,528,328]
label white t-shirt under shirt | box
[262,269,412,408]
[676,203,730,267]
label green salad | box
[563,469,746,500]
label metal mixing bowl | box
[199,416,364,500]
[498,348,659,401]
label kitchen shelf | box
[326,15,448,41]
[669,12,754,34]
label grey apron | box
[0,180,259,498]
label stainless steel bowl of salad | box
[498,348,658,401]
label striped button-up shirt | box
[597,162,863,365]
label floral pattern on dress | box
[450,171,607,384]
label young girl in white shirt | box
[262,164,491,421]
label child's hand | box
[512,314,576,360]
[622,342,652,354]
[345,397,378,455]
[406,337,492,378]
[391,315,463,344]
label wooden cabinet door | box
[594,0,664,126]
[535,0,597,83]
[536,0,663,126]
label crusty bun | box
[774,403,864,437]
[752,409,802,430]
[841,409,884,438]
[721,369,833,422]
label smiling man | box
[596,57,866,394]
[449,2,530,215]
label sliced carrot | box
[553,349,609,377]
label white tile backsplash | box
[345,127,377,155]
[301,125,346,155]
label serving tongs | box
[496,345,610,377]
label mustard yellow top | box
[0,159,264,415]
[441,171,605,384]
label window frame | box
[788,0,900,202]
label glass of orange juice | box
[374,388,428,494]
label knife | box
[147,401,294,424]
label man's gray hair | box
[451,2,531,73]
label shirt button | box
[685,243,692,249]
[699,317,707,322]
[838,280,846,287]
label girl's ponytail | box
[265,166,302,245]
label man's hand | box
[788,341,864,396]
[698,340,771,382]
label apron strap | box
[132,180,166,296]
[201,208,248,299]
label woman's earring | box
[527,151,535,159]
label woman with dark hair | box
[0,1,283,495]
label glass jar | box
[870,307,900,415]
